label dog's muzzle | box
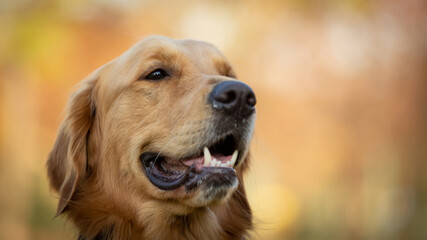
[140,80,256,192]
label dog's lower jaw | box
[190,179,239,208]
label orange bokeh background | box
[1,0,427,239]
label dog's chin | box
[186,167,239,207]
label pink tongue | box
[182,156,204,167]
[215,155,233,162]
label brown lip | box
[141,152,196,190]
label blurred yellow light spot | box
[250,183,300,236]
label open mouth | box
[140,134,241,191]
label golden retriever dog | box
[47,36,256,240]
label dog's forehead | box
[176,39,224,59]
[135,36,225,58]
[128,36,231,72]
[178,39,233,74]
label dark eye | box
[144,69,169,81]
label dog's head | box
[47,36,256,219]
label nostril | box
[215,90,236,104]
[246,92,256,107]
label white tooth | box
[221,163,227,167]
[215,159,220,167]
[211,158,217,167]
[230,150,238,167]
[203,147,211,166]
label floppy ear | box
[47,76,97,216]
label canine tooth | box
[203,147,211,166]
[230,150,238,167]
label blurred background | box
[1,0,426,239]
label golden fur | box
[47,36,254,240]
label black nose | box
[209,81,256,118]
